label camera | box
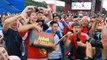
[87,38,103,49]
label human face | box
[10,20,18,29]
[81,19,89,27]
[37,13,43,19]
[72,26,81,35]
[0,47,8,60]
[51,23,58,33]
[54,16,60,22]
[29,12,37,22]
[90,18,95,24]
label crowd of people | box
[0,5,107,60]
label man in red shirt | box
[80,16,90,34]
[19,6,48,60]
[65,22,89,59]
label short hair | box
[37,11,43,14]
[53,14,61,20]
[73,15,78,18]
[50,21,58,26]
[72,22,80,28]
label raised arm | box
[18,23,42,32]
[3,15,20,31]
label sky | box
[103,0,107,10]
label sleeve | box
[56,31,62,39]
[45,30,52,33]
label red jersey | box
[19,31,48,59]
[80,26,89,34]
[68,32,89,58]
[63,25,72,35]
[68,32,88,50]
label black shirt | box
[3,28,22,57]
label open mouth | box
[75,31,79,34]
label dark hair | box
[53,14,61,20]
[50,21,58,26]
[27,11,36,17]
[34,7,39,12]
[73,15,78,18]
[38,11,43,14]
[72,22,80,28]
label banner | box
[29,30,54,50]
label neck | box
[52,31,56,35]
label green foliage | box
[24,0,47,8]
[24,0,64,11]
[102,8,107,15]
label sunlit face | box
[29,12,37,22]
[0,47,8,60]
[51,23,58,33]
[10,20,18,29]
[72,26,81,34]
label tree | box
[102,8,107,15]
[24,0,64,12]
[24,0,47,8]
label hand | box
[46,5,51,11]
[20,6,35,19]
[47,44,56,53]
[19,14,26,20]
[51,44,56,51]
[61,18,65,22]
[24,6,35,12]
[33,23,42,32]
[67,32,72,35]
[16,15,27,25]
[95,18,102,23]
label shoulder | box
[45,29,52,33]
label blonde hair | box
[2,14,14,24]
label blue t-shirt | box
[46,29,62,39]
